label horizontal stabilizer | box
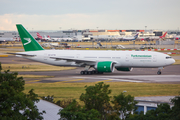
[7,53,36,57]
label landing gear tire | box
[80,71,84,75]
[80,70,103,75]
[88,71,92,75]
[84,71,88,75]
[92,70,96,74]
[98,72,104,74]
[157,71,161,75]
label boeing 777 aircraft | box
[9,24,175,75]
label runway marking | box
[101,75,180,78]
[55,79,84,83]
[0,55,8,57]
[71,75,180,83]
[26,80,40,83]
[72,77,143,83]
[110,79,143,83]
[96,79,112,83]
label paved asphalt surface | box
[1,55,180,84]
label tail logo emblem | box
[24,38,31,45]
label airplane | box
[137,36,150,41]
[90,35,120,41]
[36,32,52,41]
[9,24,175,75]
[0,37,15,44]
[137,32,167,41]
[36,32,43,39]
[51,37,73,42]
[59,37,73,42]
[173,35,180,40]
[148,32,167,40]
[121,33,139,41]
[44,35,52,41]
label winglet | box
[16,24,44,51]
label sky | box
[0,0,180,31]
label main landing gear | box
[80,70,103,75]
[80,65,103,75]
[157,67,163,75]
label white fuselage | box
[16,50,175,68]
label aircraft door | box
[126,54,129,62]
[125,54,131,66]
[44,53,48,60]
[153,55,157,62]
[76,54,80,59]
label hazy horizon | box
[1,0,180,31]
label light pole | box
[111,37,112,48]
[59,27,61,48]
[59,27,61,34]
[97,27,98,40]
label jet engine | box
[115,67,133,71]
[95,61,115,72]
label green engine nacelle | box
[95,61,114,72]
[116,67,133,71]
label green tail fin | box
[16,24,44,51]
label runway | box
[1,55,180,84]
[17,65,180,84]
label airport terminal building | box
[0,29,174,41]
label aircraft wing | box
[7,53,36,57]
[50,56,118,65]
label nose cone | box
[165,55,176,65]
[171,58,175,64]
[167,58,175,65]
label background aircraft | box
[90,35,120,41]
[121,33,139,41]
[138,32,167,41]
[148,32,167,40]
[50,37,73,42]
[0,37,15,44]
[36,32,52,41]
[173,35,180,40]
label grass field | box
[24,82,180,102]
[2,64,76,72]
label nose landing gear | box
[157,70,161,75]
[157,67,163,75]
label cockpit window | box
[166,56,172,59]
